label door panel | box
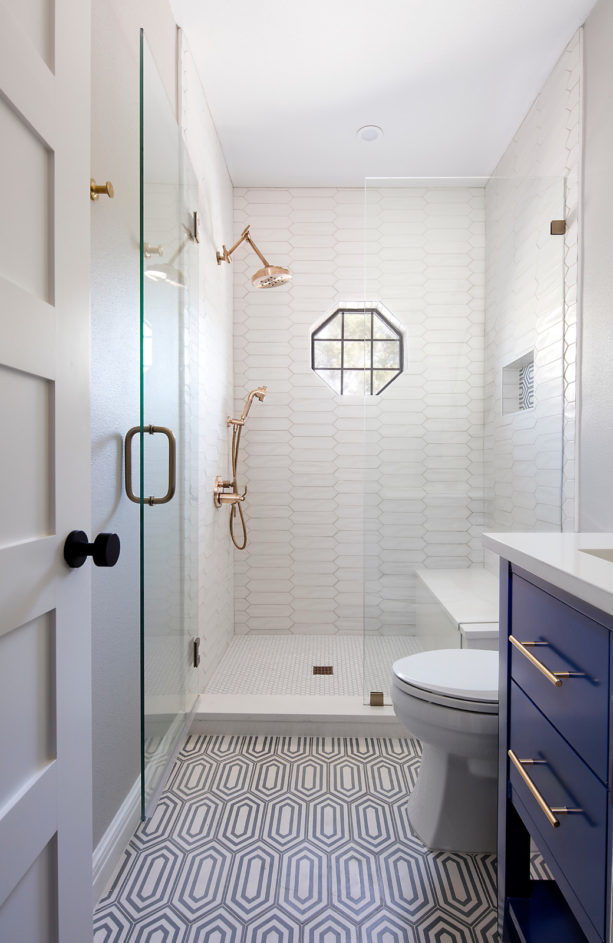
[0,0,92,939]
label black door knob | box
[64,531,121,569]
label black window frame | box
[311,307,403,396]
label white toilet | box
[391,648,499,854]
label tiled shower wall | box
[181,38,235,687]
[484,31,581,548]
[232,187,486,636]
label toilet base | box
[407,742,497,853]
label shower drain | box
[313,665,333,675]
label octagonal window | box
[311,307,403,395]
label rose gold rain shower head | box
[216,225,291,289]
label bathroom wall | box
[580,0,613,530]
[483,32,582,547]
[179,35,235,690]
[232,187,485,637]
[90,1,233,849]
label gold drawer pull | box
[509,636,585,687]
[508,750,583,828]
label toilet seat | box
[393,649,498,714]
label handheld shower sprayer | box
[214,387,268,549]
[240,386,267,421]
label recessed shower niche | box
[502,351,535,414]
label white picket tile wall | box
[484,31,581,545]
[181,39,236,688]
[232,186,486,636]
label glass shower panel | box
[362,177,566,705]
[140,33,199,817]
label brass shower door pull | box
[90,178,114,200]
[125,425,176,505]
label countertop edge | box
[483,532,613,618]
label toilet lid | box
[393,649,498,702]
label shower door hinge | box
[369,692,384,707]
[193,637,201,668]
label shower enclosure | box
[137,33,199,816]
[362,176,567,704]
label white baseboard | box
[92,776,140,906]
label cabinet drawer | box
[509,681,607,938]
[510,573,610,781]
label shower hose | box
[229,421,247,550]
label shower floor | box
[204,634,423,698]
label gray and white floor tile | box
[94,735,501,942]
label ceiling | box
[170,0,596,187]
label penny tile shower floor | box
[94,735,499,942]
[204,636,423,698]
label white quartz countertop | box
[483,532,613,618]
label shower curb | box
[191,694,405,737]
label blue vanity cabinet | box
[498,561,613,943]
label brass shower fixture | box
[216,225,291,289]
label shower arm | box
[216,225,271,268]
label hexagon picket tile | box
[361,910,419,943]
[174,793,224,850]
[350,795,395,852]
[330,847,380,922]
[217,793,265,852]
[227,845,280,920]
[380,847,435,922]
[118,844,182,921]
[244,911,298,943]
[185,906,244,943]
[308,795,350,853]
[291,757,328,800]
[171,844,231,921]
[279,845,327,921]
[93,904,132,942]
[302,910,358,943]
[126,909,189,942]
[263,795,306,850]
[210,755,254,799]
[427,852,492,924]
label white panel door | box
[0,0,93,940]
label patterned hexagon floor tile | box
[94,735,500,941]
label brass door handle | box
[508,750,582,828]
[125,425,176,505]
[509,636,584,687]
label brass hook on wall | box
[90,178,114,201]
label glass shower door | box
[362,176,566,705]
[139,32,199,817]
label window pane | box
[314,340,342,368]
[344,312,368,339]
[373,314,397,339]
[373,370,396,394]
[316,369,341,394]
[344,340,370,368]
[373,341,399,368]
[314,315,342,339]
[343,370,369,395]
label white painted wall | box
[232,186,485,637]
[580,0,613,530]
[483,32,582,554]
